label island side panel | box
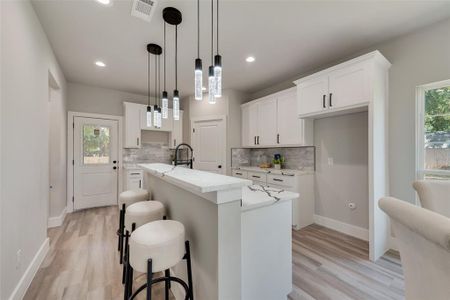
[146,173,242,300]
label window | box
[83,124,111,164]
[416,80,450,180]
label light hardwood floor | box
[25,206,404,300]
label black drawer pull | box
[273,178,283,182]
[252,175,261,178]
[130,172,141,175]
[323,94,326,108]
[236,172,243,175]
[329,93,333,107]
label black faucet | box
[174,143,193,169]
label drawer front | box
[127,170,143,178]
[252,180,267,186]
[247,171,267,182]
[267,174,295,187]
[232,170,248,179]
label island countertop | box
[139,163,252,194]
[242,185,299,211]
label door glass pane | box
[424,86,450,172]
[83,125,111,164]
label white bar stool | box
[117,189,149,264]
[124,220,194,300]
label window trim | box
[415,79,450,180]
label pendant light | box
[213,0,222,98]
[208,0,216,104]
[163,7,182,121]
[161,22,169,119]
[194,0,203,100]
[146,45,152,127]
[147,43,162,128]
[153,54,160,128]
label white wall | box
[1,1,67,299]
[314,112,369,229]
[248,18,450,205]
[68,82,163,116]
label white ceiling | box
[32,0,450,97]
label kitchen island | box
[139,163,298,300]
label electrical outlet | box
[16,249,22,269]
[348,202,356,210]
[327,157,334,166]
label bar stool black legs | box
[118,204,125,264]
[124,240,194,300]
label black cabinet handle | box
[257,136,260,145]
[137,137,140,146]
[139,180,142,188]
[218,165,222,169]
[252,175,261,179]
[277,134,280,144]
[323,94,326,108]
[254,136,256,145]
[273,178,283,182]
[236,172,243,175]
[329,93,333,107]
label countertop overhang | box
[139,163,252,194]
[241,185,299,211]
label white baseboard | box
[47,207,66,228]
[8,238,49,300]
[314,214,369,241]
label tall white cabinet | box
[241,87,313,147]
[294,50,391,262]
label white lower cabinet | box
[232,168,314,229]
[125,169,143,190]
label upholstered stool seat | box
[119,189,149,208]
[125,201,165,231]
[130,220,185,273]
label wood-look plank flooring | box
[25,207,404,300]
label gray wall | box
[248,18,450,206]
[1,1,67,298]
[314,112,369,229]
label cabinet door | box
[124,103,141,148]
[328,61,370,109]
[171,110,183,148]
[161,108,174,132]
[241,105,251,147]
[297,75,329,116]
[257,98,278,146]
[277,89,302,145]
[248,103,259,146]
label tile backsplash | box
[123,142,172,165]
[231,147,315,170]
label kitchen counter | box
[232,165,314,175]
[242,184,298,211]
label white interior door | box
[192,118,226,174]
[74,117,119,210]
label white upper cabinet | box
[124,102,142,148]
[124,102,182,149]
[241,87,312,147]
[295,51,389,118]
[257,97,278,146]
[297,75,329,115]
[277,88,303,145]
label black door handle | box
[218,165,222,169]
[113,160,117,164]
[329,93,333,107]
[113,166,117,170]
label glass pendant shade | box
[195,58,203,100]
[214,55,222,98]
[173,90,180,120]
[208,66,216,104]
[157,107,162,128]
[146,105,152,127]
[153,105,159,128]
[162,91,168,119]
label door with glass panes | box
[74,117,119,210]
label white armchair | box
[413,180,450,218]
[379,197,450,300]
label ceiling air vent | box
[131,0,157,22]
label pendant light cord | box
[197,0,200,58]
[164,22,166,91]
[154,55,157,106]
[158,55,161,106]
[175,25,178,89]
[211,0,214,64]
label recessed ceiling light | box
[246,56,255,63]
[96,0,111,5]
[95,61,106,67]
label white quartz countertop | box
[139,163,252,193]
[241,185,299,211]
[233,166,314,176]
